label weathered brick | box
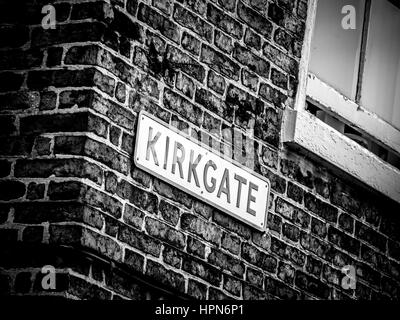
[271,236,306,266]
[176,72,195,98]
[267,212,282,233]
[106,269,146,299]
[330,180,361,218]
[181,213,222,245]
[244,28,262,50]
[152,0,171,14]
[275,197,310,228]
[146,259,186,293]
[243,283,269,299]
[268,3,285,25]
[159,200,180,226]
[176,0,207,16]
[69,275,112,299]
[246,267,264,288]
[287,182,304,204]
[213,210,252,240]
[163,88,203,127]
[328,226,360,256]
[314,177,330,199]
[325,246,354,269]
[237,1,273,38]
[123,204,144,230]
[0,48,43,70]
[0,136,35,156]
[15,158,102,185]
[27,68,114,95]
[195,88,234,122]
[201,45,240,81]
[242,69,258,92]
[187,279,207,299]
[222,232,241,255]
[118,225,161,257]
[271,68,288,89]
[118,133,133,156]
[127,0,138,15]
[138,4,179,43]
[356,261,381,288]
[154,179,193,209]
[254,108,282,148]
[208,70,226,95]
[85,187,123,219]
[355,222,387,251]
[274,28,295,53]
[117,180,158,214]
[26,182,45,200]
[227,84,264,128]
[311,218,327,239]
[22,226,43,243]
[265,276,300,299]
[208,248,245,277]
[207,3,243,39]
[167,45,206,81]
[47,181,83,201]
[214,30,234,53]
[295,271,330,299]
[13,202,102,231]
[0,90,39,110]
[305,256,322,277]
[259,83,287,108]
[283,223,300,242]
[163,246,182,268]
[388,240,400,261]
[175,4,213,42]
[187,236,206,259]
[55,136,129,175]
[234,44,269,78]
[70,2,113,23]
[145,217,186,249]
[301,230,331,257]
[182,257,221,286]
[223,274,242,297]
[304,193,338,223]
[242,242,277,273]
[193,201,214,219]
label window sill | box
[307,73,400,155]
[282,108,400,203]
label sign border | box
[134,110,270,231]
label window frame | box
[282,0,400,203]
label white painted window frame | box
[282,0,400,203]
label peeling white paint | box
[283,108,400,203]
[307,74,400,155]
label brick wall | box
[1,0,399,300]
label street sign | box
[134,111,270,231]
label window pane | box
[361,0,400,130]
[309,0,365,99]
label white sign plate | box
[134,111,270,231]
